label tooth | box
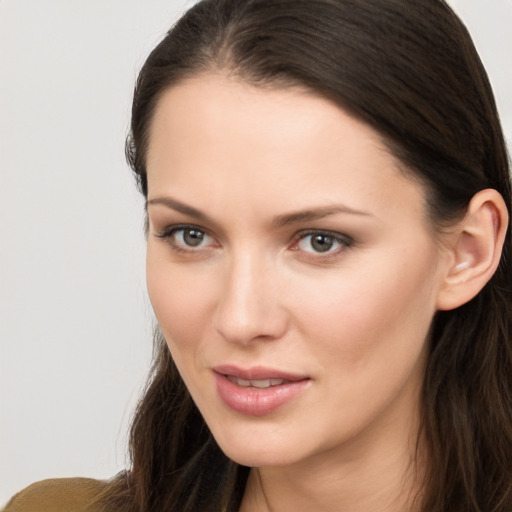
[250,379,271,388]
[227,375,287,388]
[227,376,250,386]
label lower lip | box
[214,373,310,416]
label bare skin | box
[144,74,507,511]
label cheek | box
[279,248,439,445]
[291,243,440,371]
[145,247,214,357]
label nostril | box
[213,299,288,345]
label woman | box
[4,0,511,511]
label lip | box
[213,365,310,416]
[213,364,308,381]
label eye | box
[175,228,208,247]
[155,225,216,251]
[294,231,352,254]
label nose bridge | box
[214,246,286,345]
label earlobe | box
[436,189,509,311]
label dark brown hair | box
[97,1,512,510]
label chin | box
[211,425,307,468]
[221,444,300,468]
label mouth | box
[226,376,290,389]
[212,365,311,416]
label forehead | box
[146,74,428,225]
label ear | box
[436,189,509,311]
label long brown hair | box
[97,1,512,510]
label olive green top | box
[2,478,107,512]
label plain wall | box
[1,0,511,505]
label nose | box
[213,252,289,345]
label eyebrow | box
[272,205,373,227]
[147,196,212,222]
[147,196,373,227]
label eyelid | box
[154,223,205,238]
[154,224,353,258]
[154,223,218,251]
[291,229,354,255]
[293,228,353,243]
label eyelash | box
[155,224,353,258]
[155,224,216,254]
[290,229,353,258]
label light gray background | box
[1,0,511,505]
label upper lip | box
[213,364,309,382]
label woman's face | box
[145,75,450,468]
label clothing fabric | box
[2,478,107,512]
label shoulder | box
[2,477,108,512]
